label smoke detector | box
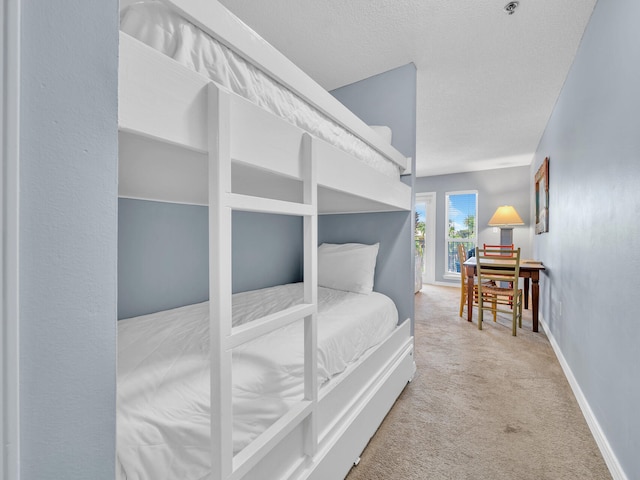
[504,1,519,15]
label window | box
[445,191,477,277]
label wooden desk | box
[463,257,545,332]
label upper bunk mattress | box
[117,282,398,480]
[120,0,402,179]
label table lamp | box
[488,205,524,245]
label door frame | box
[415,192,436,284]
[2,1,21,478]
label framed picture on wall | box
[535,157,549,234]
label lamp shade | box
[488,205,524,226]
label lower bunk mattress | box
[117,282,398,479]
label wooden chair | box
[458,244,470,317]
[483,243,515,297]
[457,245,495,318]
[476,247,523,336]
[483,243,514,256]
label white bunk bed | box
[117,1,416,479]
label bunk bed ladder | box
[209,84,318,480]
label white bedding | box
[117,283,398,480]
[120,0,401,179]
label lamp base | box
[499,227,514,246]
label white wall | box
[533,0,640,477]
[19,1,118,478]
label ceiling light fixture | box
[504,1,519,15]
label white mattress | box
[120,1,401,179]
[117,283,398,480]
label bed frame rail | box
[119,32,209,152]
[235,319,415,480]
[118,31,412,213]
[167,0,407,171]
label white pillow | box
[369,125,393,144]
[318,243,380,294]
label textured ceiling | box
[218,0,597,177]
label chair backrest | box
[457,244,467,291]
[483,243,514,257]
[476,247,521,294]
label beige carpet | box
[346,285,611,480]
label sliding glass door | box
[415,193,435,286]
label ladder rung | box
[228,303,315,349]
[232,400,313,480]
[227,193,315,216]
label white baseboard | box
[539,315,628,480]
[422,280,458,288]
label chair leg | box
[509,282,513,307]
[512,306,517,336]
[478,296,483,330]
[459,287,465,317]
[518,295,523,328]
[492,297,497,322]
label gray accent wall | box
[533,1,639,477]
[19,1,118,479]
[118,200,303,319]
[118,199,209,319]
[331,63,417,160]
[232,211,303,294]
[415,166,531,284]
[330,64,417,330]
[118,199,411,326]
